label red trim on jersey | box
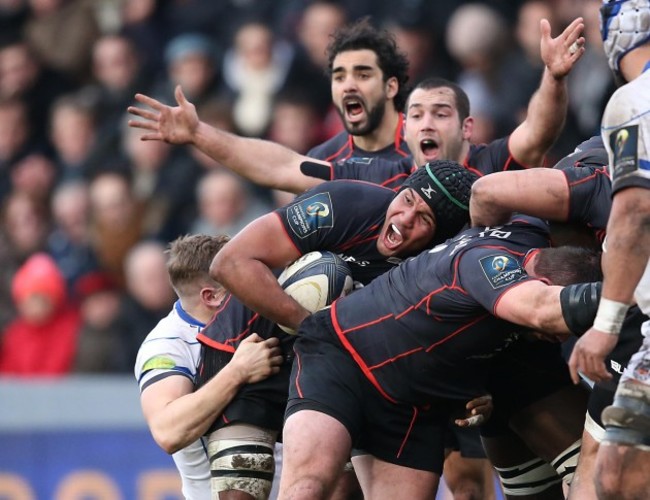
[461,158,484,178]
[424,314,489,353]
[325,140,352,162]
[337,224,381,251]
[331,304,398,403]
[274,212,303,255]
[393,113,410,157]
[381,172,411,189]
[397,406,419,458]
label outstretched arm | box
[470,168,570,227]
[509,17,585,167]
[140,334,282,454]
[128,85,327,194]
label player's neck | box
[178,298,213,325]
[619,45,650,81]
[351,107,401,152]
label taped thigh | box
[208,424,277,499]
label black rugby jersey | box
[554,138,611,243]
[307,113,410,164]
[305,135,528,192]
[275,180,400,285]
[326,216,551,405]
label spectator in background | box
[284,0,348,118]
[222,20,295,137]
[22,0,100,84]
[46,180,99,292]
[446,3,510,144]
[268,90,324,154]
[152,32,222,111]
[49,92,103,182]
[0,253,81,376]
[116,240,176,369]
[191,169,271,238]
[120,120,201,241]
[10,153,57,206]
[0,98,33,202]
[88,171,144,288]
[87,33,150,169]
[73,271,127,373]
[0,37,73,145]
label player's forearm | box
[215,257,309,331]
[192,121,317,193]
[601,191,650,304]
[151,364,247,453]
[512,69,567,167]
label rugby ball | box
[277,251,353,334]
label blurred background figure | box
[88,171,144,288]
[0,191,49,331]
[0,98,34,202]
[446,2,510,144]
[10,153,57,206]
[222,19,294,137]
[72,270,127,373]
[152,32,222,108]
[191,169,271,237]
[120,121,201,242]
[114,241,176,368]
[0,253,81,376]
[22,0,100,84]
[0,37,73,145]
[46,180,99,292]
[48,92,102,182]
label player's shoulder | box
[308,132,351,160]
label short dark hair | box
[408,77,471,122]
[167,234,231,293]
[327,17,410,111]
[532,246,603,286]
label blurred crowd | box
[0,0,614,376]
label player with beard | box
[128,15,584,195]
[306,17,412,174]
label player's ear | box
[385,76,398,100]
[461,116,474,140]
[201,286,225,307]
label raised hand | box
[540,17,585,80]
[127,85,200,145]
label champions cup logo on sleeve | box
[610,125,639,179]
[479,254,524,289]
[287,192,334,238]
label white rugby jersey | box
[601,66,650,317]
[135,300,209,500]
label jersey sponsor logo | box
[479,254,524,289]
[142,356,176,371]
[287,192,334,238]
[610,124,638,179]
[345,157,374,165]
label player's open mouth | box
[420,138,439,160]
[344,98,365,121]
[385,223,403,249]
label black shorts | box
[444,424,487,459]
[197,347,291,435]
[286,311,463,474]
[481,337,573,438]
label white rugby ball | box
[277,251,353,334]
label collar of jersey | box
[174,300,206,328]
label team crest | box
[609,125,638,179]
[286,192,334,238]
[479,254,524,289]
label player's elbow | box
[151,429,184,455]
